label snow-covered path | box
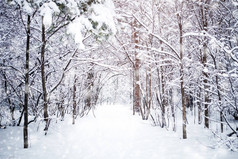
[0,105,237,159]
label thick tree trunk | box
[23,15,30,149]
[41,16,49,132]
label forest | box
[0,0,238,158]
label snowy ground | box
[0,104,238,159]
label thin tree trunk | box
[17,108,24,126]
[197,83,202,125]
[145,62,152,120]
[171,89,176,132]
[144,0,154,120]
[23,15,30,149]
[133,70,135,115]
[203,44,209,129]
[72,76,77,125]
[193,90,196,124]
[134,19,141,113]
[211,54,223,133]
[201,0,210,129]
[157,6,167,127]
[178,14,187,139]
[85,67,94,112]
[3,73,15,124]
[41,16,49,132]
[161,65,166,128]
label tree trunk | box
[178,15,187,139]
[23,15,30,148]
[85,67,94,111]
[3,72,15,125]
[133,19,141,113]
[41,16,49,132]
[197,83,202,125]
[72,76,77,125]
[201,0,210,129]
[145,62,152,120]
[133,71,135,115]
[211,54,223,133]
[17,108,24,126]
[170,89,176,132]
[161,65,167,128]
[203,44,209,129]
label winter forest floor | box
[0,105,238,159]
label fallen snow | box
[0,105,237,159]
[40,1,60,28]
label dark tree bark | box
[3,71,15,125]
[17,108,24,126]
[41,16,49,132]
[23,15,30,149]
